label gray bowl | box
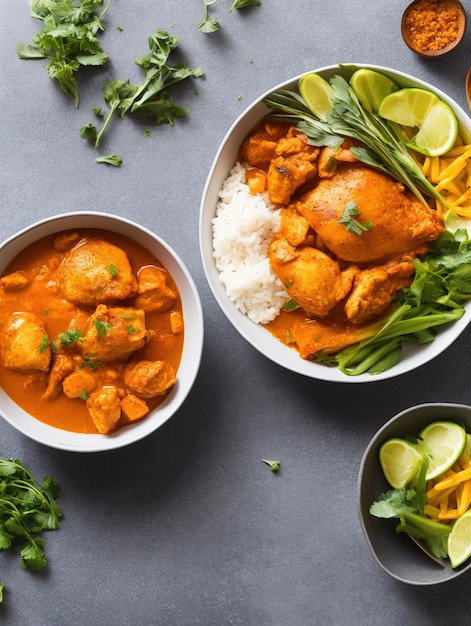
[358,403,471,585]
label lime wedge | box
[379,438,423,489]
[408,101,458,157]
[418,421,467,481]
[298,72,333,120]
[448,510,471,568]
[350,68,398,112]
[378,87,441,127]
[444,210,471,234]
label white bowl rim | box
[199,62,471,383]
[0,211,204,452]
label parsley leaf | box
[17,0,111,107]
[88,30,204,148]
[338,201,372,235]
[229,0,262,12]
[94,319,112,337]
[261,459,280,472]
[0,458,62,573]
[95,154,122,166]
[198,0,220,33]
[58,329,83,345]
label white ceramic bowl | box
[0,212,204,452]
[199,63,471,382]
[358,403,471,585]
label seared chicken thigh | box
[296,165,443,264]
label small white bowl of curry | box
[0,212,203,452]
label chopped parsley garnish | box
[107,264,118,277]
[338,201,372,235]
[58,329,83,345]
[39,335,49,353]
[94,320,112,337]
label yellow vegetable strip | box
[427,484,457,506]
[424,503,441,519]
[432,466,471,490]
[457,480,471,516]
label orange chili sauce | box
[0,229,184,434]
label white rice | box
[212,162,288,325]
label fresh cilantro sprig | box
[338,201,372,236]
[0,458,62,572]
[17,0,111,108]
[198,0,220,33]
[82,30,204,148]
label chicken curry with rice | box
[240,121,444,358]
[0,229,184,435]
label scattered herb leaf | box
[107,264,118,277]
[261,459,280,472]
[39,335,49,353]
[95,154,122,166]
[94,320,112,337]
[0,458,62,572]
[198,0,220,33]
[338,201,372,235]
[229,0,262,12]
[58,329,83,345]
[17,0,111,107]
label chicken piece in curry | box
[239,121,445,359]
[0,230,184,434]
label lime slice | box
[443,210,471,234]
[350,68,398,113]
[378,87,441,127]
[379,438,423,489]
[408,101,458,157]
[298,72,333,120]
[448,510,471,568]
[418,421,467,480]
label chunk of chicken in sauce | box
[124,359,176,398]
[295,165,444,264]
[269,235,358,317]
[240,123,319,205]
[1,312,51,371]
[86,386,122,434]
[58,237,137,306]
[133,266,177,313]
[81,304,147,362]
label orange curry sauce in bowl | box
[0,212,203,451]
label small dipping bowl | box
[401,0,466,58]
[358,403,471,585]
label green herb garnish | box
[84,30,204,148]
[339,201,372,235]
[261,459,280,472]
[58,329,83,345]
[198,0,220,33]
[95,154,122,167]
[107,264,118,277]
[17,0,111,107]
[94,320,112,337]
[0,458,62,572]
[38,335,49,353]
[229,0,262,12]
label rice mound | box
[212,162,288,325]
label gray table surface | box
[2,1,471,624]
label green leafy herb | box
[261,459,280,472]
[92,107,104,117]
[81,356,103,370]
[328,228,471,375]
[95,154,122,166]
[198,0,220,33]
[339,201,372,235]
[38,335,49,353]
[17,0,111,107]
[263,72,449,209]
[86,30,204,148]
[79,390,89,400]
[94,320,112,337]
[107,264,118,276]
[229,0,262,12]
[370,457,450,561]
[126,325,137,334]
[0,458,62,572]
[58,329,83,345]
[283,299,298,312]
[79,123,97,141]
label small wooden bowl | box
[402,0,466,58]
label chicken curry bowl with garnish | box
[0,228,184,435]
